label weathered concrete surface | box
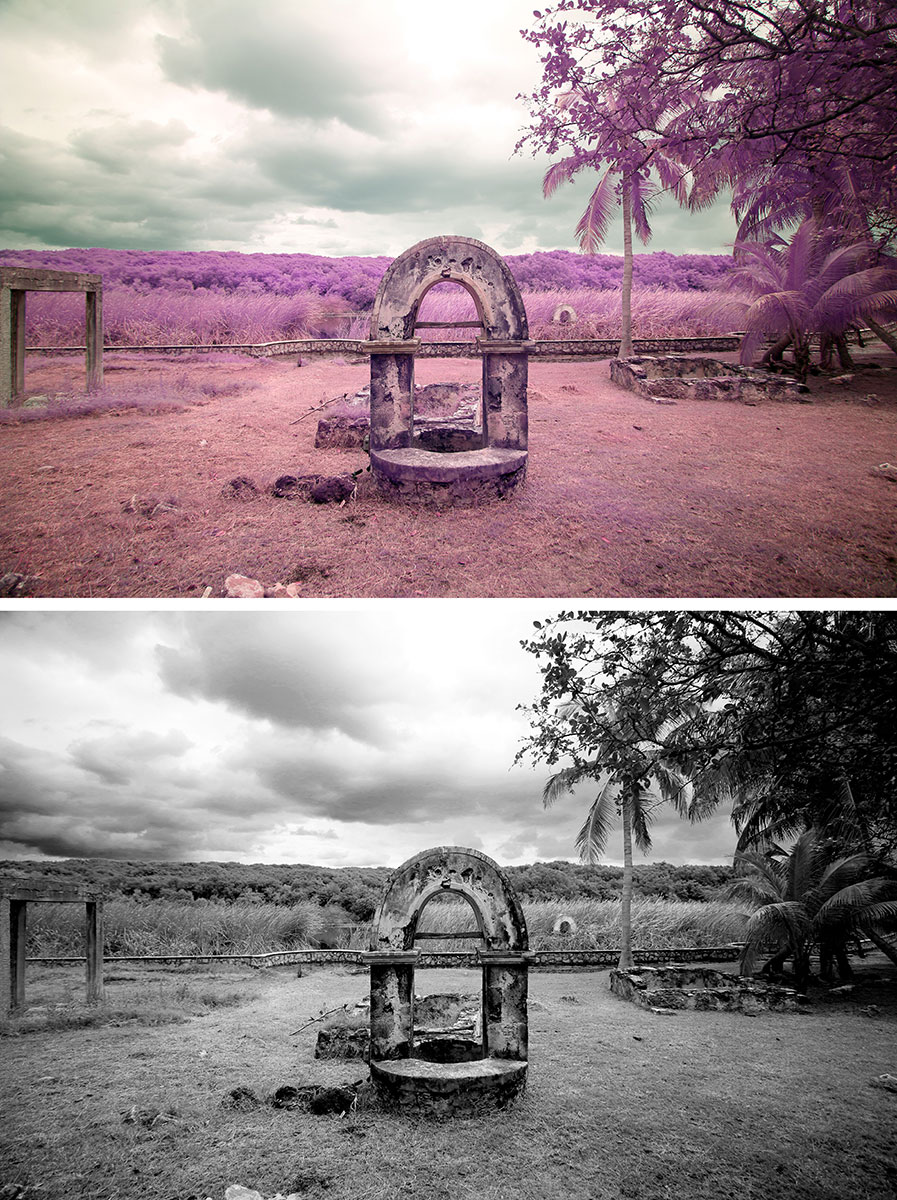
[370,447,526,506]
[365,847,530,1114]
[609,965,810,1014]
[0,267,102,404]
[368,953,416,1061]
[370,847,528,954]
[0,880,104,1016]
[610,355,810,403]
[370,1056,526,1117]
[367,237,529,503]
[369,236,528,344]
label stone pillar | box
[0,897,10,1018]
[9,899,27,1013]
[85,900,104,1004]
[86,290,103,393]
[368,341,419,450]
[480,951,530,1060]
[365,950,417,1060]
[479,341,528,450]
[0,287,26,405]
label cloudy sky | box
[0,0,738,258]
[0,607,736,870]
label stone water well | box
[610,355,810,403]
[364,846,532,1116]
[365,236,529,506]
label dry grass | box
[415,897,748,950]
[2,351,897,598]
[25,899,324,957]
[1,961,894,1200]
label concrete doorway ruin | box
[365,846,531,1115]
[0,267,103,405]
[366,236,529,505]
[0,880,104,1017]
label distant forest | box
[0,858,734,921]
[0,246,734,310]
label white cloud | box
[0,0,738,255]
[0,609,738,867]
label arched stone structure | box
[367,237,529,505]
[365,846,531,1114]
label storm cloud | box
[0,610,738,869]
[0,0,738,256]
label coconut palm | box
[723,217,897,381]
[542,704,719,970]
[726,827,897,991]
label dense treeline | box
[0,858,733,919]
[0,246,733,309]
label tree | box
[726,827,897,990]
[722,217,897,379]
[517,40,691,356]
[517,2,897,346]
[518,680,723,968]
[518,612,897,858]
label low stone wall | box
[609,965,810,1014]
[610,355,809,403]
[29,945,744,971]
[29,335,743,360]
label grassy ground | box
[1,961,895,1200]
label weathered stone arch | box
[365,847,531,1113]
[371,845,528,953]
[367,236,529,505]
[370,236,528,344]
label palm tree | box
[542,82,688,360]
[542,704,717,970]
[722,217,897,381]
[726,827,897,991]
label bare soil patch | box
[2,350,896,597]
[1,960,894,1200]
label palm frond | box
[574,780,618,863]
[575,168,617,255]
[629,172,653,246]
[542,764,597,808]
[543,156,582,199]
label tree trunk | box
[618,788,634,970]
[866,929,897,968]
[761,333,792,368]
[866,317,897,357]
[619,178,633,360]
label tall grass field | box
[21,282,743,347]
[25,896,748,958]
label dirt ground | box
[2,348,896,598]
[1,959,895,1200]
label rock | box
[315,415,370,449]
[222,1086,261,1111]
[832,374,854,386]
[862,393,880,405]
[268,1085,316,1110]
[222,476,260,501]
[870,1074,897,1093]
[308,1086,358,1115]
[309,475,356,504]
[271,474,316,499]
[0,572,26,597]
[224,574,265,599]
[828,984,855,996]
